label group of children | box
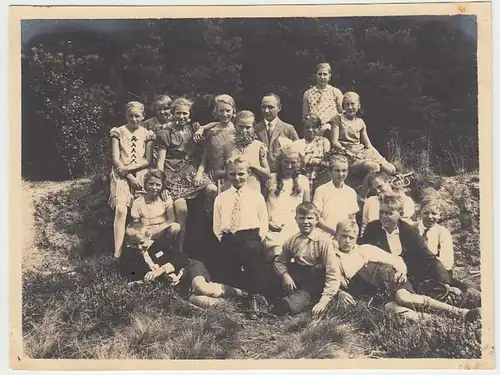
[108,62,480,322]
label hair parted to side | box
[302,112,322,129]
[420,192,442,211]
[296,201,320,218]
[336,219,359,237]
[212,94,236,119]
[380,192,405,214]
[143,169,167,200]
[342,91,363,117]
[226,155,250,170]
[125,101,145,114]
[153,95,173,110]
[316,62,332,73]
[329,154,349,168]
[126,221,147,241]
[369,171,390,186]
[171,97,193,113]
[263,92,282,108]
[234,110,255,124]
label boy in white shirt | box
[313,154,359,237]
[417,195,454,273]
[213,155,268,319]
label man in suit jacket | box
[359,194,451,288]
[254,93,299,173]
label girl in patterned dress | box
[220,110,270,193]
[331,91,396,200]
[130,169,181,249]
[195,94,237,211]
[292,113,331,195]
[142,95,173,164]
[302,62,343,139]
[109,101,155,258]
[264,145,310,262]
[156,97,214,252]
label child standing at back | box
[195,94,237,211]
[330,92,396,200]
[109,101,155,258]
[264,144,310,262]
[313,154,359,238]
[142,95,173,165]
[221,110,271,193]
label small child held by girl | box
[130,169,181,250]
[361,171,416,235]
[331,92,396,200]
[195,94,237,210]
[221,110,271,193]
[313,154,359,238]
[292,112,331,194]
[264,144,311,262]
[156,97,214,252]
[109,101,155,258]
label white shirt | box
[265,118,278,133]
[313,181,359,232]
[418,220,454,271]
[213,185,268,241]
[383,226,403,256]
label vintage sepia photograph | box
[11,1,493,371]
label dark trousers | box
[219,229,266,295]
[277,263,326,315]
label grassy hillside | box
[21,173,482,359]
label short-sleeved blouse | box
[337,114,366,152]
[110,125,155,166]
[131,195,174,227]
[304,85,343,125]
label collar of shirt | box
[418,220,435,235]
[328,180,345,189]
[299,227,321,241]
[228,185,249,195]
[383,225,400,237]
[265,118,278,130]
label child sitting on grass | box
[130,169,181,249]
[121,223,247,307]
[333,220,479,322]
[272,202,341,317]
[119,221,188,284]
[417,193,454,274]
[361,171,415,235]
[313,154,359,238]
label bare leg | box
[204,183,218,214]
[359,162,380,200]
[192,275,246,298]
[113,205,128,258]
[395,289,468,318]
[381,161,397,175]
[174,198,188,252]
[384,301,430,322]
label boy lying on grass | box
[119,222,247,307]
[333,219,480,322]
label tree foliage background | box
[21,16,478,180]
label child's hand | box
[282,273,297,294]
[127,175,143,190]
[312,299,329,316]
[194,171,203,186]
[338,290,356,307]
[269,221,283,232]
[193,128,205,143]
[116,165,130,176]
[144,267,165,282]
[160,189,170,201]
